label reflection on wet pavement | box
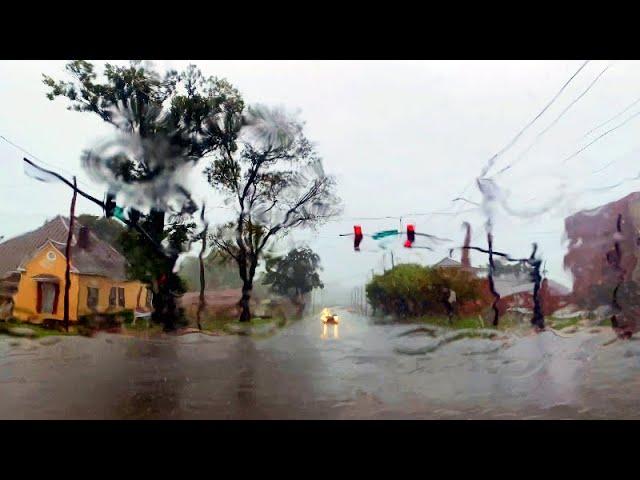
[1,309,639,419]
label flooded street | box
[2,309,640,419]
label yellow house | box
[0,216,152,324]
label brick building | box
[564,191,640,304]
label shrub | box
[366,264,484,317]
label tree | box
[76,214,126,253]
[205,105,340,322]
[44,60,244,330]
[489,258,532,277]
[262,247,324,316]
[179,252,243,291]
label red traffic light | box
[405,224,415,247]
[354,225,363,251]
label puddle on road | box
[1,311,638,419]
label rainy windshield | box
[2,60,640,419]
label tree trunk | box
[197,230,207,331]
[238,257,258,323]
[146,209,184,332]
[152,269,183,332]
[239,280,252,322]
[294,288,305,318]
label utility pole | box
[63,176,77,332]
[363,285,367,316]
[353,287,357,312]
[197,203,207,331]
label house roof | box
[0,216,128,281]
[433,257,463,268]
[494,277,571,298]
[433,257,480,271]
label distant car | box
[320,308,340,325]
[323,314,339,325]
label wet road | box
[1,308,640,419]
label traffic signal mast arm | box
[24,157,167,257]
[24,158,105,208]
[339,224,449,251]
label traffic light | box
[404,224,415,248]
[105,193,116,218]
[354,225,363,251]
[105,193,127,223]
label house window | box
[118,287,125,307]
[87,287,99,309]
[109,287,117,307]
[145,289,153,308]
[37,282,59,314]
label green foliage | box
[116,218,185,295]
[366,264,483,317]
[43,60,244,157]
[204,104,340,321]
[43,61,243,289]
[488,258,532,277]
[261,247,324,302]
[205,111,341,268]
[179,252,243,291]
[76,214,126,253]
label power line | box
[333,62,591,233]
[326,207,480,225]
[0,133,95,191]
[432,62,592,230]
[480,60,590,178]
[583,94,640,138]
[562,108,640,164]
[496,62,612,177]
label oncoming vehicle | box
[320,308,340,325]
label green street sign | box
[372,229,399,240]
[113,206,127,223]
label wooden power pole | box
[63,176,77,332]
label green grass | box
[121,320,164,335]
[546,316,581,330]
[0,319,78,338]
[597,317,613,327]
[197,316,288,336]
[412,315,486,330]
[401,312,541,332]
[199,316,235,333]
[409,313,598,333]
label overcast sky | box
[3,60,640,291]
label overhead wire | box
[0,134,96,192]
[480,60,590,179]
[496,62,612,176]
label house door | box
[39,282,58,314]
